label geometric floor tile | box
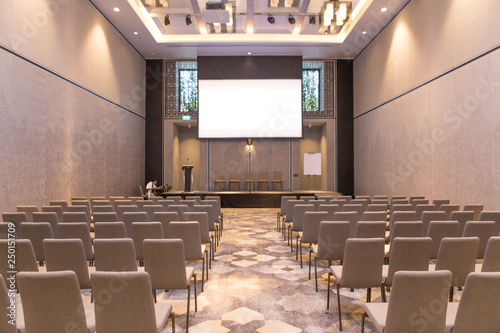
[221,306,265,325]
[256,320,302,333]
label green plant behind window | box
[302,69,320,111]
[179,69,198,112]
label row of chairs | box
[215,171,283,191]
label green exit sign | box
[182,115,191,121]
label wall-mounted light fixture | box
[246,138,253,151]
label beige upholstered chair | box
[351,198,369,211]
[94,222,127,239]
[157,199,175,211]
[373,194,388,199]
[43,239,92,291]
[415,203,436,219]
[93,212,119,223]
[228,171,240,191]
[62,212,89,225]
[201,199,222,238]
[479,211,500,235]
[409,195,425,203]
[169,221,209,291]
[462,221,496,259]
[0,223,13,239]
[381,237,432,302]
[41,205,64,222]
[450,211,474,236]
[283,200,305,240]
[92,205,114,213]
[427,221,459,259]
[142,205,164,221]
[270,171,283,190]
[144,239,196,332]
[371,198,388,205]
[131,222,163,264]
[355,195,371,202]
[290,204,314,253]
[109,196,125,209]
[432,199,450,208]
[91,271,174,333]
[355,221,386,238]
[385,221,424,257]
[184,211,214,266]
[166,204,190,220]
[33,212,59,238]
[49,200,68,211]
[463,204,484,220]
[411,199,429,210]
[58,222,94,264]
[179,200,196,210]
[214,171,226,191]
[440,204,461,220]
[256,171,269,190]
[1,212,28,236]
[93,238,138,272]
[362,270,452,333]
[330,199,347,207]
[136,200,152,211]
[327,238,385,331]
[0,274,19,333]
[333,211,359,237]
[310,221,350,292]
[337,195,351,203]
[366,203,388,212]
[67,205,92,226]
[391,199,409,205]
[311,199,327,210]
[244,171,255,191]
[318,204,341,220]
[479,236,500,272]
[16,205,38,222]
[388,211,418,235]
[17,271,95,332]
[72,200,91,211]
[115,202,136,219]
[20,222,54,265]
[153,211,179,238]
[0,239,38,290]
[165,196,182,204]
[300,195,315,202]
[421,210,446,236]
[388,203,412,218]
[122,211,149,237]
[432,237,479,301]
[204,196,222,226]
[298,211,328,267]
[91,199,111,209]
[195,203,220,244]
[278,195,296,231]
[446,272,500,333]
[361,211,386,222]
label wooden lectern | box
[182,165,194,192]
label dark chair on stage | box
[244,172,255,191]
[214,172,226,191]
[257,171,269,191]
[271,171,283,190]
[228,172,240,191]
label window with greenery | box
[302,69,320,112]
[179,69,198,112]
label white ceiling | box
[89,0,410,59]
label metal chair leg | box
[308,250,312,279]
[327,271,331,309]
[337,284,343,331]
[186,285,190,333]
[381,283,387,302]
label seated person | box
[146,179,163,197]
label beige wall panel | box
[490,0,500,47]
[249,138,291,190]
[490,51,500,210]
[407,0,431,87]
[0,0,13,48]
[388,9,411,97]
[70,0,93,89]
[209,139,249,190]
[179,127,201,191]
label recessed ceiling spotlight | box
[185,15,192,25]
[288,14,295,25]
[267,14,275,24]
[309,15,316,25]
[362,31,367,35]
[381,7,387,12]
[248,52,252,55]
[134,32,138,35]
[113,7,120,12]
[164,15,170,26]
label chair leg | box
[186,285,190,333]
[449,287,454,302]
[209,241,212,269]
[327,272,331,309]
[206,252,209,280]
[299,241,303,268]
[381,283,386,303]
[308,250,312,279]
[170,312,175,333]
[90,288,93,303]
[201,258,205,292]
[315,257,319,292]
[361,312,367,333]
[337,284,343,331]
[194,275,198,312]
[367,288,371,302]
[295,236,298,259]
[153,289,157,303]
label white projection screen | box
[197,56,303,139]
[198,79,302,138]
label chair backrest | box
[92,200,111,209]
[71,200,90,212]
[451,272,500,332]
[178,200,196,209]
[300,195,315,202]
[385,270,452,333]
[57,222,94,261]
[318,204,340,220]
[341,238,385,288]
[166,205,190,220]
[116,205,139,220]
[450,211,474,236]
[131,222,163,260]
[342,204,364,219]
[337,195,352,203]
[49,200,68,211]
[32,212,59,238]
[153,211,179,238]
[285,200,304,222]
[184,212,211,243]
[439,204,460,220]
[19,222,54,262]
[366,204,388,212]
[389,211,418,231]
[316,221,350,261]
[157,200,175,211]
[94,222,127,239]
[43,238,91,289]
[115,200,134,208]
[421,211,446,236]
[122,212,149,237]
[2,212,28,235]
[189,196,202,205]
[204,196,221,217]
[479,211,500,235]
[17,271,89,333]
[91,271,158,333]
[193,205,215,231]
[435,237,479,288]
[66,205,91,225]
[373,195,388,199]
[427,221,460,259]
[482,236,500,272]
[144,239,188,290]
[0,239,38,290]
[93,212,119,223]
[355,195,371,202]
[463,204,484,221]
[129,196,146,205]
[93,238,138,272]
[409,196,425,203]
[391,199,409,205]
[215,171,226,181]
[92,205,114,213]
[41,205,64,222]
[280,196,297,216]
[201,200,219,221]
[0,223,14,239]
[142,205,164,221]
[0,274,17,333]
[292,204,314,231]
[333,211,358,237]
[229,171,239,181]
[244,171,255,181]
[311,200,327,210]
[108,196,126,209]
[16,205,38,222]
[388,204,413,219]
[62,212,89,226]
[385,237,432,287]
[136,200,151,211]
[390,195,406,202]
[351,198,369,210]
[415,204,436,220]
[371,199,388,205]
[258,171,268,181]
[432,199,450,208]
[388,221,423,245]
[355,221,386,238]
[361,211,387,221]
[411,199,429,210]
[168,222,203,260]
[301,211,329,243]
[330,199,347,207]
[272,171,282,181]
[462,221,496,259]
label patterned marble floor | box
[157,208,382,333]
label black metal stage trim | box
[159,190,339,208]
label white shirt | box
[146,181,156,197]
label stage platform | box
[159,190,340,208]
